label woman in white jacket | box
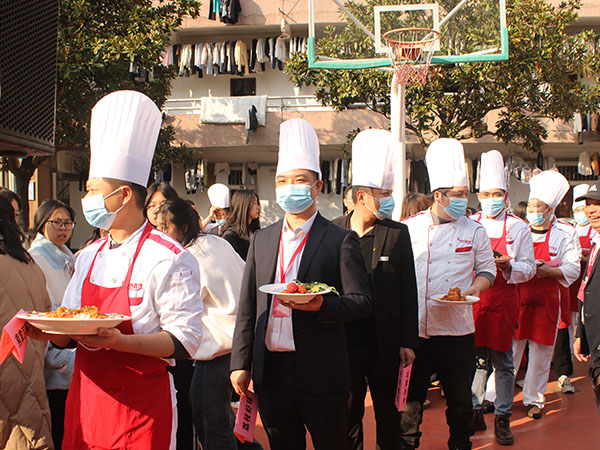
[28,199,76,449]
[158,197,255,450]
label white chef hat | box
[89,90,162,186]
[207,183,230,209]
[479,150,507,192]
[572,183,590,210]
[276,118,321,179]
[528,170,570,209]
[351,129,396,190]
[425,138,468,191]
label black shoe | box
[526,405,542,419]
[472,410,486,431]
[481,399,495,414]
[400,440,416,450]
[494,414,514,446]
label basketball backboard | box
[307,0,508,70]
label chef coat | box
[576,223,597,242]
[62,221,204,359]
[555,219,583,261]
[530,222,580,288]
[403,209,496,338]
[471,210,536,284]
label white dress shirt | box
[265,211,318,352]
[472,210,536,284]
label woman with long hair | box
[28,199,77,449]
[0,196,53,449]
[144,182,179,227]
[399,192,432,220]
[221,190,261,260]
[157,198,250,450]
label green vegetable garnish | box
[293,280,341,297]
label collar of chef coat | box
[108,220,148,249]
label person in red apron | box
[553,184,596,393]
[27,91,204,450]
[513,171,581,420]
[470,151,536,445]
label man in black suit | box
[333,129,418,450]
[573,181,600,412]
[230,118,372,450]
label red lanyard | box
[278,230,310,283]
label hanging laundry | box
[246,105,258,144]
[214,162,230,184]
[235,40,250,75]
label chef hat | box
[89,90,162,186]
[276,118,321,179]
[351,129,395,190]
[207,183,230,209]
[572,183,590,210]
[479,150,507,192]
[425,138,468,191]
[528,170,570,209]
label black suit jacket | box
[577,244,600,356]
[230,213,372,394]
[333,214,419,360]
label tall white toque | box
[528,170,570,209]
[89,90,162,186]
[207,183,230,209]
[425,138,468,191]
[479,150,507,192]
[572,184,590,210]
[276,118,321,178]
[351,129,395,190]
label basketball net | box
[384,28,440,85]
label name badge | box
[379,256,389,262]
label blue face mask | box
[81,188,123,230]
[443,196,468,220]
[215,218,227,227]
[574,211,589,226]
[364,193,395,220]
[276,182,316,214]
[526,210,547,227]
[480,197,505,217]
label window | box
[229,168,243,185]
[230,78,256,96]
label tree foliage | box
[285,0,600,152]
[4,0,200,228]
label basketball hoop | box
[383,28,440,85]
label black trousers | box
[399,335,476,450]
[347,346,401,450]
[552,328,573,378]
[47,389,68,450]
[169,359,195,450]
[255,351,349,450]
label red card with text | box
[234,392,259,443]
[395,363,413,412]
[0,309,28,365]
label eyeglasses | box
[47,220,75,230]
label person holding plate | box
[230,118,371,450]
[332,129,418,450]
[469,150,536,445]
[400,138,496,450]
[513,170,580,420]
[28,90,204,450]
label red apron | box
[63,223,172,450]
[473,213,520,352]
[515,227,560,346]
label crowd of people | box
[1,89,600,450]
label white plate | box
[431,296,480,305]
[259,283,331,304]
[17,312,130,335]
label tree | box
[2,0,200,228]
[285,0,600,152]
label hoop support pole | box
[391,74,407,220]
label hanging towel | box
[200,95,267,125]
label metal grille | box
[0,0,59,155]
[557,165,599,182]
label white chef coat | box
[555,219,582,260]
[403,209,496,338]
[532,221,580,288]
[62,222,204,358]
[265,210,318,352]
[471,210,536,284]
[187,234,244,360]
[575,223,597,242]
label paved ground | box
[253,359,600,449]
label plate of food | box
[431,288,479,305]
[17,306,130,335]
[259,281,338,304]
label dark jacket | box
[333,214,419,359]
[577,244,600,358]
[221,229,250,261]
[230,213,372,394]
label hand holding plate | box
[72,327,123,349]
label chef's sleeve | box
[557,231,581,288]
[152,251,204,357]
[506,223,536,284]
[473,226,497,282]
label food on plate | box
[441,287,467,302]
[41,305,110,319]
[493,250,504,259]
[282,280,340,297]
